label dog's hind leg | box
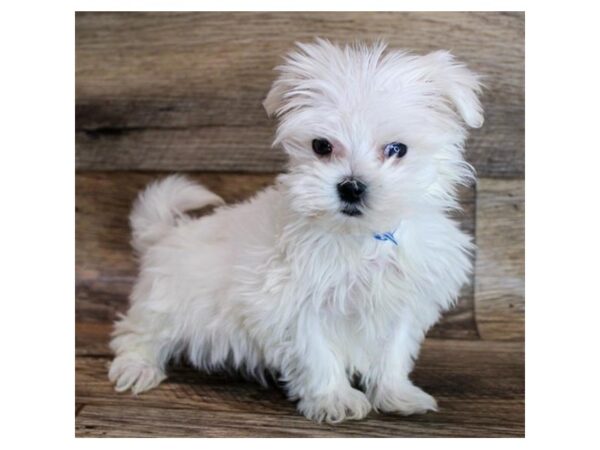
[108,310,178,395]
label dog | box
[108,39,483,423]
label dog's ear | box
[421,50,484,128]
[263,79,287,118]
[262,44,309,118]
[263,39,340,119]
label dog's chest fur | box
[279,229,408,315]
[287,234,413,366]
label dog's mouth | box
[341,205,363,217]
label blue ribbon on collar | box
[373,229,398,246]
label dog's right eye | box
[312,139,333,156]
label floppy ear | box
[262,46,309,118]
[263,39,341,118]
[422,50,484,128]
[263,79,287,118]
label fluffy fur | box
[109,39,483,423]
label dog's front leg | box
[366,316,438,415]
[281,312,371,423]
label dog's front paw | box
[297,387,372,423]
[108,355,166,395]
[371,382,438,415]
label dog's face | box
[264,40,483,234]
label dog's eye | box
[384,142,408,159]
[312,138,333,156]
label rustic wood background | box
[75,12,524,437]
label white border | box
[5,0,600,448]
[72,0,527,13]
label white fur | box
[109,39,483,423]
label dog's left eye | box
[384,142,408,159]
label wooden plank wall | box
[76,12,524,342]
[76,12,523,177]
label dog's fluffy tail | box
[130,175,224,254]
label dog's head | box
[264,39,483,234]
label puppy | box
[109,39,483,423]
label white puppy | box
[109,39,483,423]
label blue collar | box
[373,229,398,246]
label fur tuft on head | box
[264,39,483,129]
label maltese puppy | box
[109,39,483,423]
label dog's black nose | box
[337,178,367,203]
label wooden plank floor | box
[76,323,523,437]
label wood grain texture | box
[76,172,477,340]
[76,322,112,356]
[76,12,524,177]
[75,338,523,437]
[474,179,524,340]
